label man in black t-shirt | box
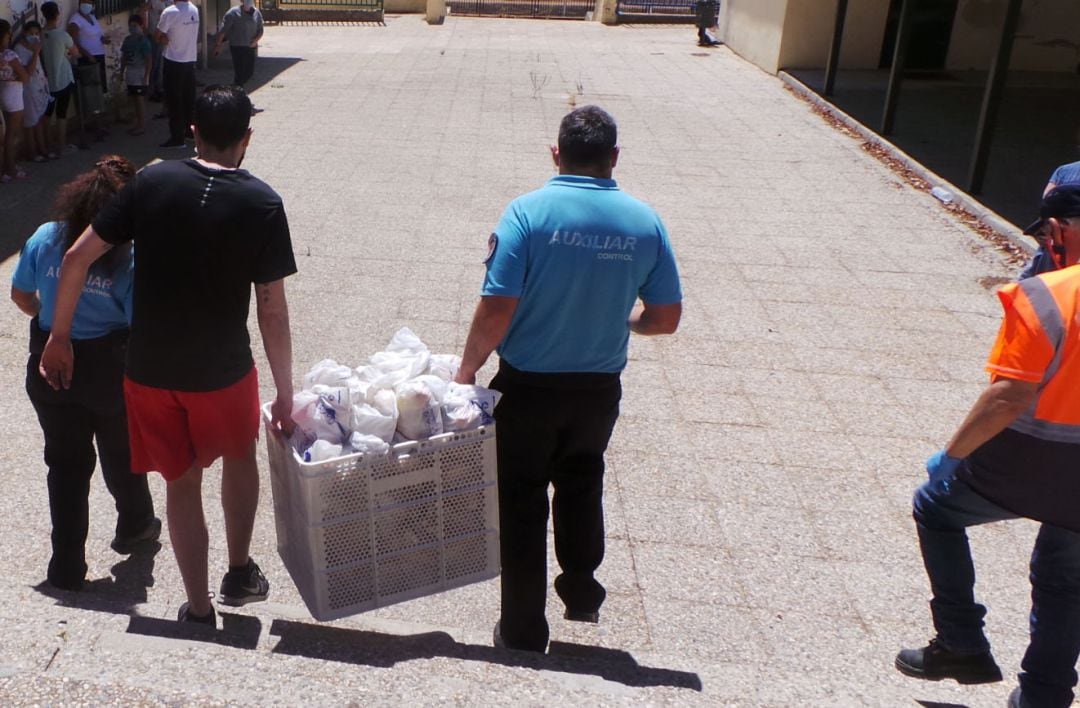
[41,86,296,627]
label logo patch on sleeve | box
[484,233,498,264]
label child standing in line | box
[120,14,152,136]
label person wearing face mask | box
[68,0,111,97]
[40,85,297,628]
[213,0,263,113]
[894,185,1080,707]
[14,22,55,162]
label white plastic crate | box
[262,404,500,621]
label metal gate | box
[615,0,706,23]
[260,0,384,23]
[448,0,594,20]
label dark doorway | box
[879,0,959,70]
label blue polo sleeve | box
[12,239,39,293]
[639,221,682,305]
[12,224,53,292]
[481,202,528,298]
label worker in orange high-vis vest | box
[895,185,1080,708]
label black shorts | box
[45,83,74,119]
[127,85,148,97]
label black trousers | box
[25,322,154,587]
[490,362,621,651]
[163,58,196,143]
[230,46,257,88]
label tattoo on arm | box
[256,283,271,304]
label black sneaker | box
[177,601,216,626]
[110,517,162,554]
[218,558,269,607]
[564,609,600,623]
[159,139,185,149]
[895,638,1003,684]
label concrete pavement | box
[0,15,1046,706]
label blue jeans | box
[914,475,1080,707]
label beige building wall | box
[778,0,889,70]
[947,0,1080,72]
[718,0,789,74]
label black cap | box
[1023,184,1080,235]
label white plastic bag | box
[396,380,444,440]
[348,431,390,455]
[310,385,352,429]
[408,374,449,404]
[351,403,397,443]
[385,327,428,355]
[367,387,398,418]
[442,383,500,431]
[367,351,430,390]
[291,391,348,445]
[304,439,344,463]
[302,359,355,390]
[427,354,461,382]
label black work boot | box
[895,638,1003,684]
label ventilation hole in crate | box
[445,534,494,580]
[373,479,438,510]
[321,515,373,568]
[374,500,439,555]
[442,488,490,538]
[376,546,441,598]
[317,468,370,524]
[440,441,486,492]
[326,563,377,610]
[370,451,438,482]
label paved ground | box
[0,15,1052,707]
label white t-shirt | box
[70,11,106,56]
[157,1,200,63]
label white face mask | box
[25,35,40,44]
[79,3,93,15]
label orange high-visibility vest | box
[989,267,1080,442]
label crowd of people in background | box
[0,0,262,180]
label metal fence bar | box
[96,0,144,17]
[616,0,699,22]
[447,0,592,19]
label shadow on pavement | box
[125,612,263,650]
[268,619,704,691]
[0,56,302,267]
[32,543,160,614]
[916,701,970,708]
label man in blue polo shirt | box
[455,105,683,652]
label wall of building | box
[778,0,890,70]
[947,0,1080,72]
[718,0,788,74]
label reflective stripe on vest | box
[1007,276,1080,443]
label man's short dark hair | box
[129,13,144,25]
[194,85,252,151]
[557,106,617,169]
[41,1,59,21]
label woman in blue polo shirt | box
[11,155,159,591]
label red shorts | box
[124,368,260,481]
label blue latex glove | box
[926,449,962,483]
